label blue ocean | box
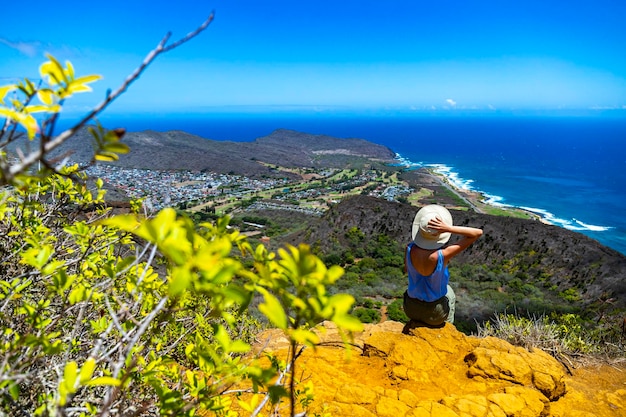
[77,112,626,255]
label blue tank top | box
[406,242,450,302]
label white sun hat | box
[411,205,453,250]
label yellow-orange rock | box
[251,321,626,417]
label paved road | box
[429,173,483,213]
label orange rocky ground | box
[250,321,625,417]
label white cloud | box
[445,98,457,107]
[0,38,40,57]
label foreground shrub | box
[353,307,381,324]
[386,299,409,323]
[0,25,362,416]
[477,312,625,362]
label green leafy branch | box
[0,13,214,185]
[0,11,365,416]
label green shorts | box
[402,285,456,326]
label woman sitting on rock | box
[403,204,483,327]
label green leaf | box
[37,89,55,105]
[214,324,230,350]
[41,258,64,276]
[66,83,92,94]
[229,339,251,353]
[143,208,177,242]
[13,112,39,139]
[0,84,16,102]
[79,358,96,384]
[65,60,75,79]
[258,290,287,329]
[103,141,130,154]
[8,382,19,400]
[84,376,121,387]
[17,78,36,96]
[268,385,289,404]
[63,361,78,391]
[325,293,363,332]
[169,267,192,297]
[24,104,50,113]
[73,74,102,85]
[94,151,119,161]
[116,256,137,273]
[326,264,345,283]
[327,293,355,315]
[21,245,53,269]
[68,284,88,304]
[223,284,251,308]
[332,314,363,332]
[39,56,65,86]
[0,107,17,119]
[238,394,260,412]
[101,214,140,231]
[289,328,320,347]
[51,270,75,292]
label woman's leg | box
[445,284,456,324]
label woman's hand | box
[427,216,450,233]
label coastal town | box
[85,163,414,216]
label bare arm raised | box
[428,216,483,262]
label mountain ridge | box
[42,127,396,177]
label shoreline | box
[394,153,625,256]
[391,152,547,222]
[419,166,547,222]
[393,151,617,232]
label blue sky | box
[1,1,626,115]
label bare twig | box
[99,297,169,417]
[2,12,215,184]
[251,344,308,417]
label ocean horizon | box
[59,111,626,256]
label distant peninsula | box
[51,127,397,178]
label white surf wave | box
[520,207,612,232]
[482,193,509,207]
[394,154,613,235]
[572,219,613,232]
[427,163,475,191]
[520,206,574,228]
[393,153,423,168]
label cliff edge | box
[252,321,625,416]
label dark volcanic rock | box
[287,195,626,310]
